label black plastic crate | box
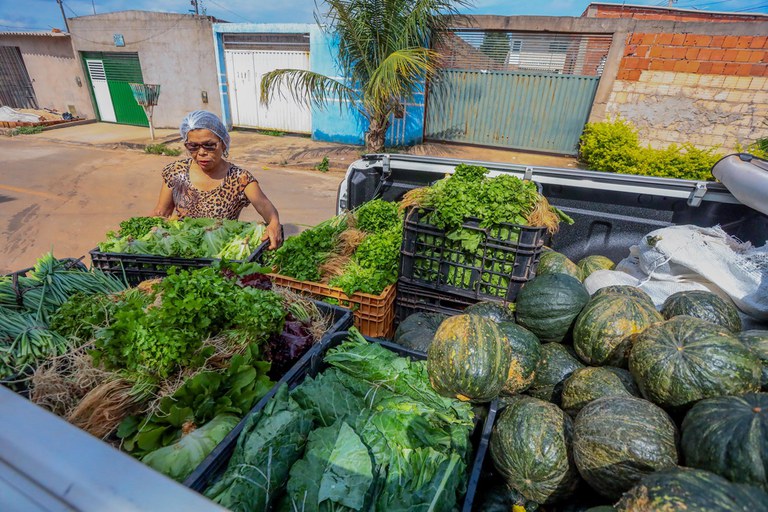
[89,240,269,286]
[185,330,498,512]
[395,279,477,323]
[400,207,547,303]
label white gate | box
[85,59,117,123]
[224,49,311,133]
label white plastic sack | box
[614,225,768,320]
[0,106,40,123]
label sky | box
[0,0,766,33]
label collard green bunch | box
[98,217,265,260]
[206,329,475,512]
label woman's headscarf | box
[179,110,230,155]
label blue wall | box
[213,22,424,148]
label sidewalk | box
[25,121,580,172]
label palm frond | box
[366,47,438,108]
[260,69,359,112]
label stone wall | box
[606,31,768,151]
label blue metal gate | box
[426,70,601,155]
[426,31,612,155]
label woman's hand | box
[262,220,283,250]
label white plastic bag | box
[614,225,768,320]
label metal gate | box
[426,31,612,155]
[82,52,148,126]
[223,33,311,133]
[0,46,38,109]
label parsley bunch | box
[424,164,540,231]
[116,216,169,239]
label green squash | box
[629,316,761,410]
[527,343,585,405]
[478,481,539,512]
[615,467,768,512]
[573,294,663,367]
[661,290,742,333]
[681,392,768,490]
[463,301,515,323]
[577,255,615,279]
[561,366,640,417]
[490,396,581,504]
[591,285,655,306]
[427,314,512,403]
[498,322,542,395]
[739,330,768,390]
[536,251,584,281]
[393,312,447,352]
[573,396,679,500]
[516,274,590,343]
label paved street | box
[0,136,342,273]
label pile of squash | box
[394,250,768,511]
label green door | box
[82,52,148,127]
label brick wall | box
[584,4,766,23]
[605,32,768,151]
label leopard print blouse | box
[161,159,257,220]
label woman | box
[153,110,283,249]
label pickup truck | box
[2,152,766,511]
[337,152,768,330]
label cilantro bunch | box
[330,224,402,296]
[354,199,401,233]
[264,217,348,282]
[93,267,285,380]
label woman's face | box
[185,129,225,172]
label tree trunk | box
[365,114,389,153]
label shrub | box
[579,118,721,181]
[145,144,181,156]
[12,125,44,136]
[579,118,641,175]
[738,137,768,161]
[315,156,330,172]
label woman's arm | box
[244,181,282,249]
[152,183,175,218]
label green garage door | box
[83,52,148,127]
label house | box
[0,30,94,118]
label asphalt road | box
[0,137,342,273]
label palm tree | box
[260,0,470,153]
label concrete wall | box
[0,34,94,118]
[605,27,768,152]
[68,11,221,128]
[460,15,768,153]
[583,3,767,23]
[214,23,423,147]
[310,30,425,147]
[308,28,425,147]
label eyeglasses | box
[184,141,220,152]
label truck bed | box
[338,153,768,262]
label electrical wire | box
[62,1,79,17]
[205,0,254,22]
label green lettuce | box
[141,414,238,482]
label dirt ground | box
[0,137,342,273]
[1,123,578,273]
